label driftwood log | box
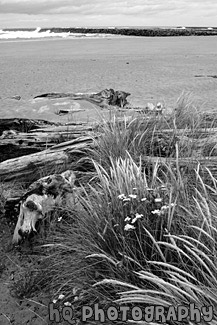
[1,143,217,183]
[0,117,216,244]
[12,170,76,244]
[8,156,217,244]
[2,90,217,246]
[34,88,131,108]
[0,126,217,182]
[0,118,59,135]
[0,120,98,162]
[0,135,95,182]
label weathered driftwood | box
[0,124,217,182]
[0,130,58,162]
[9,156,217,244]
[0,118,59,135]
[29,124,97,133]
[1,142,217,184]
[12,170,76,244]
[1,111,217,181]
[0,141,48,163]
[0,122,98,162]
[1,114,215,163]
[0,136,95,182]
[34,88,131,108]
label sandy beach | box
[2,0,217,322]
[0,36,217,119]
[1,34,217,325]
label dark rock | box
[41,27,217,37]
[207,75,217,79]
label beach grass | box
[9,94,217,324]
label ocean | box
[0,27,121,40]
[1,26,216,40]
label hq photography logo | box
[48,302,214,324]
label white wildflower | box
[124,224,136,231]
[52,299,57,304]
[58,294,65,300]
[129,194,137,199]
[135,213,143,218]
[123,198,131,202]
[161,205,168,211]
[151,209,161,216]
[64,302,72,306]
[141,198,147,202]
[58,216,62,222]
[155,198,162,203]
[161,203,175,211]
[124,217,131,222]
[131,213,143,224]
[118,194,126,200]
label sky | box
[0,0,216,28]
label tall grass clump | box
[173,92,202,130]
[89,115,177,170]
[89,93,215,169]
[30,98,217,323]
[40,153,217,323]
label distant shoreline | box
[34,27,217,37]
[1,27,217,40]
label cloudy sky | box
[0,0,216,28]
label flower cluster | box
[118,193,147,203]
[152,203,175,216]
[118,193,138,202]
[124,212,144,231]
[118,186,175,232]
[52,293,65,304]
[52,294,76,307]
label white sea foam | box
[0,27,115,40]
[0,27,70,39]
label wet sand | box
[0,36,217,118]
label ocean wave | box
[0,27,114,40]
[0,27,70,39]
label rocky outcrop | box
[42,27,217,37]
